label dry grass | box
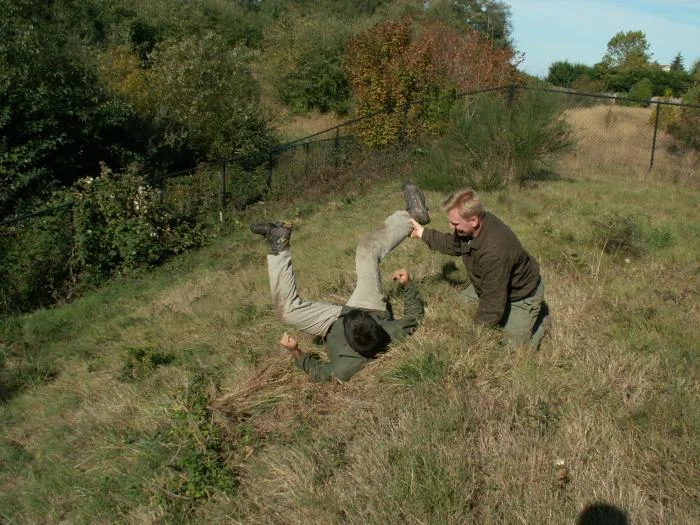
[273,112,345,142]
[1,106,699,524]
[559,104,699,187]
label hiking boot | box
[250,220,293,255]
[403,182,430,225]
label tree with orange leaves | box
[344,18,521,146]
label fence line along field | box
[560,103,699,185]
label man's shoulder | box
[483,212,521,245]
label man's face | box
[447,207,479,237]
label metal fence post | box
[334,125,340,170]
[649,101,661,171]
[507,84,516,106]
[220,162,226,223]
[304,142,310,177]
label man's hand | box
[392,268,410,287]
[409,218,424,239]
[280,333,302,358]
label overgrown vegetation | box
[0,165,208,314]
[412,88,573,191]
[1,0,527,315]
[345,18,520,146]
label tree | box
[146,33,275,163]
[344,18,519,146]
[426,0,513,49]
[601,30,651,70]
[670,52,684,72]
[0,0,144,218]
[547,61,596,88]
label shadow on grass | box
[438,261,468,288]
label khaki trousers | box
[460,278,547,349]
[267,211,412,337]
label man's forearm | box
[421,228,460,256]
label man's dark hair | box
[343,309,391,359]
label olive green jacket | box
[421,212,540,326]
[294,282,424,382]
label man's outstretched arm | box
[280,333,335,382]
[409,218,461,256]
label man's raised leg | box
[346,210,413,311]
[267,251,342,336]
[252,221,342,337]
[346,184,430,311]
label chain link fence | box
[528,87,700,183]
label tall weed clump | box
[413,89,573,191]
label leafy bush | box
[159,371,236,517]
[625,78,654,107]
[72,164,209,284]
[0,164,210,315]
[344,19,446,147]
[0,207,74,314]
[279,44,350,114]
[345,19,520,147]
[667,85,700,151]
[98,32,276,168]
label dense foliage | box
[345,18,520,146]
[546,31,696,100]
[1,0,539,314]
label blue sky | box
[509,0,700,77]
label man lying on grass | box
[250,183,429,383]
[409,188,551,349]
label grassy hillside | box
[1,108,699,523]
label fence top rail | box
[271,85,512,152]
[519,85,700,109]
[1,201,74,227]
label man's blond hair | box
[441,188,485,219]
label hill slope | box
[1,169,698,523]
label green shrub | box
[0,206,74,314]
[159,371,237,518]
[625,77,654,107]
[71,164,206,284]
[0,163,210,315]
[146,32,276,162]
[667,85,700,151]
[413,89,573,191]
[278,45,350,114]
